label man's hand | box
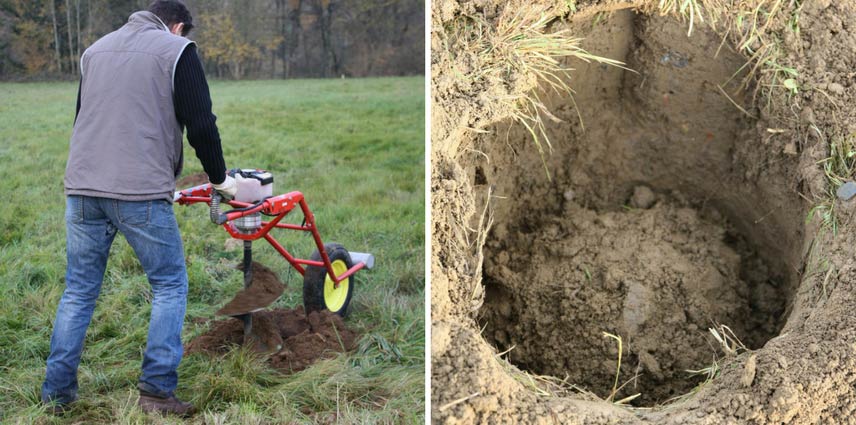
[212,175,238,200]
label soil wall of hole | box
[431,1,856,423]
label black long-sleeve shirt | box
[75,44,226,184]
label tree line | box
[0,0,424,80]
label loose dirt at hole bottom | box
[481,192,787,405]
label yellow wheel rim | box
[323,259,349,312]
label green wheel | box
[303,243,354,316]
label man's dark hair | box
[148,0,194,36]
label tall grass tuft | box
[443,6,625,178]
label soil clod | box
[630,185,656,209]
[186,308,358,373]
[216,262,285,316]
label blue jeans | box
[42,196,188,404]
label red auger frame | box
[174,183,365,286]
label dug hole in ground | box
[432,1,856,423]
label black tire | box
[303,243,354,317]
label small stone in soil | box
[836,181,856,201]
[631,185,656,209]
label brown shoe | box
[43,402,71,416]
[138,393,196,417]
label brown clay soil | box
[432,1,856,423]
[188,261,357,373]
[186,308,358,373]
[481,193,788,405]
[217,261,286,316]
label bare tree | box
[318,0,339,77]
[65,0,76,75]
[87,0,92,45]
[1,0,424,79]
[50,0,63,73]
[76,0,82,69]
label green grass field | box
[0,77,425,423]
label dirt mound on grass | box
[176,172,209,188]
[216,262,285,316]
[186,308,358,373]
[188,261,357,373]
[432,0,856,423]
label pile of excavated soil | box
[187,261,357,373]
[186,308,358,373]
[432,0,856,423]
[176,172,210,188]
[481,191,786,405]
[217,262,285,316]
